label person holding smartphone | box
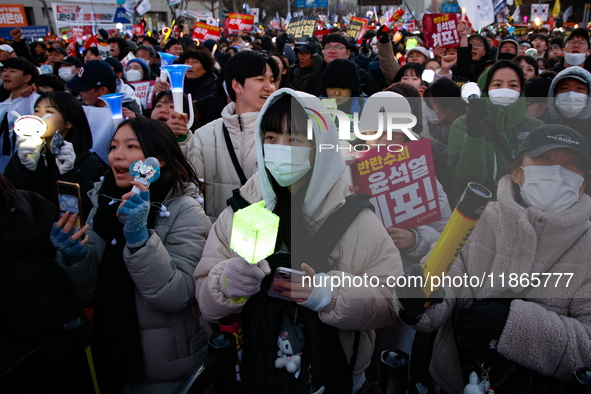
[194,89,403,393]
[50,118,212,392]
[4,91,106,220]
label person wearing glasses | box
[305,33,379,97]
[551,28,591,74]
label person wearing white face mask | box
[124,58,154,83]
[194,89,402,393]
[550,28,591,74]
[54,56,82,83]
[447,60,543,205]
[393,124,591,394]
[541,66,591,148]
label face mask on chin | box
[264,144,313,187]
[519,164,584,212]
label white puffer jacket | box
[190,102,260,218]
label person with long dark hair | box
[4,91,106,219]
[50,117,212,392]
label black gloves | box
[377,25,390,44]
[455,301,510,346]
[464,98,488,138]
[395,264,446,326]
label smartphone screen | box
[56,181,84,231]
[268,267,306,301]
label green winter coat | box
[447,65,543,205]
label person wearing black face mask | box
[496,39,519,61]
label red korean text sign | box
[193,22,221,41]
[0,5,27,27]
[228,13,254,33]
[127,81,155,110]
[422,13,460,48]
[351,139,441,230]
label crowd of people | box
[2,17,591,394]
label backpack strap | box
[227,188,251,212]
[312,193,375,273]
[222,123,248,185]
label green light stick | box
[230,201,280,265]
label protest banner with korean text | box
[228,13,254,33]
[422,13,460,48]
[193,22,221,41]
[285,15,317,44]
[351,139,441,230]
[347,16,367,41]
[127,81,155,110]
[0,5,27,27]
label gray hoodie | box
[542,66,591,146]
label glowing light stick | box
[461,7,466,21]
[13,113,51,148]
[230,201,280,265]
[157,51,178,82]
[161,64,192,117]
[129,157,161,194]
[99,93,125,126]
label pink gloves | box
[219,257,271,299]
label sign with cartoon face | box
[14,115,47,140]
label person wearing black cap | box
[291,37,322,91]
[306,33,379,96]
[551,28,591,73]
[47,46,67,67]
[64,59,137,115]
[54,56,82,83]
[396,123,591,394]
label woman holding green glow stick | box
[194,88,404,393]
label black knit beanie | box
[321,59,362,96]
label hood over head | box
[255,88,345,219]
[496,38,519,61]
[547,66,591,120]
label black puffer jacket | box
[4,148,107,220]
[0,190,89,392]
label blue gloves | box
[50,224,88,264]
[118,191,150,248]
